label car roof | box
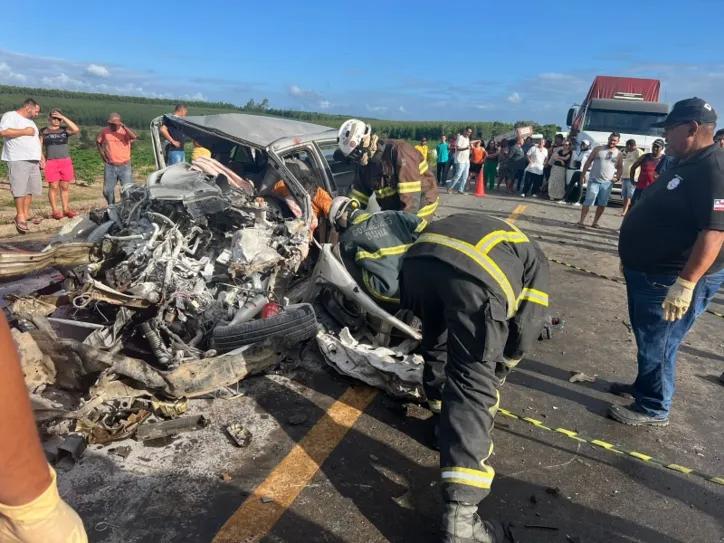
[166,113,337,148]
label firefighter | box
[336,119,440,220]
[329,196,426,311]
[400,213,549,543]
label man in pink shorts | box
[41,109,80,219]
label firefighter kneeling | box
[400,213,550,543]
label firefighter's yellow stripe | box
[417,198,439,219]
[518,288,549,307]
[442,466,494,489]
[414,219,428,233]
[416,232,517,318]
[361,270,400,303]
[351,212,372,224]
[419,161,429,175]
[502,356,521,368]
[356,244,411,261]
[376,187,397,198]
[475,229,529,253]
[349,189,369,205]
[489,390,500,417]
[398,181,422,194]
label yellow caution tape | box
[547,258,724,319]
[497,408,723,487]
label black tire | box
[210,303,318,354]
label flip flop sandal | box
[14,217,29,234]
[591,223,602,229]
[53,212,63,220]
[64,210,78,218]
[577,222,586,229]
[31,217,43,225]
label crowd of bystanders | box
[1,98,191,233]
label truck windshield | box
[584,109,666,137]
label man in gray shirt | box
[578,132,623,228]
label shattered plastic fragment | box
[226,424,252,448]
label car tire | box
[210,303,318,354]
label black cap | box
[651,97,718,127]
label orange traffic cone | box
[475,168,486,197]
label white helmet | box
[338,119,371,161]
[329,196,356,230]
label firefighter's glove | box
[662,277,696,322]
[0,467,88,543]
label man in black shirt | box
[614,97,724,426]
[160,103,187,165]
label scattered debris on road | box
[226,423,253,448]
[569,371,596,383]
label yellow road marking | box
[214,203,529,541]
[213,386,377,543]
[507,204,527,224]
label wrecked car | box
[1,113,425,447]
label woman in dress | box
[547,140,572,201]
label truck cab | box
[567,97,668,153]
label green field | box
[0,84,563,184]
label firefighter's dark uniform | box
[339,208,427,311]
[400,213,549,505]
[349,139,440,221]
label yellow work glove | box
[0,466,88,543]
[662,277,696,322]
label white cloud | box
[398,106,406,113]
[475,104,495,110]
[40,73,89,89]
[288,84,323,100]
[507,92,522,104]
[319,100,331,109]
[0,61,27,82]
[86,64,110,78]
[184,92,208,101]
[365,104,388,112]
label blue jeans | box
[168,150,185,164]
[103,163,133,205]
[624,267,724,418]
[449,162,470,193]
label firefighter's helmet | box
[337,119,372,161]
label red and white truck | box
[566,75,669,197]
[567,76,669,152]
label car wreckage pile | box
[7,163,322,448]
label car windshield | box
[584,108,666,137]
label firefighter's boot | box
[440,502,506,543]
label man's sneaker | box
[531,194,538,198]
[608,402,669,426]
[520,193,526,198]
[440,503,507,543]
[608,382,634,399]
[573,202,582,207]
[557,200,567,205]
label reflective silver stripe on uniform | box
[502,356,522,368]
[356,244,412,262]
[441,466,495,489]
[417,232,517,318]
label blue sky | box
[2,0,724,125]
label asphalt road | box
[50,192,723,543]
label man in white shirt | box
[521,138,548,197]
[448,126,473,194]
[0,98,43,233]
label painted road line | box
[507,204,526,224]
[213,386,377,543]
[214,204,530,542]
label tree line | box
[0,85,561,140]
